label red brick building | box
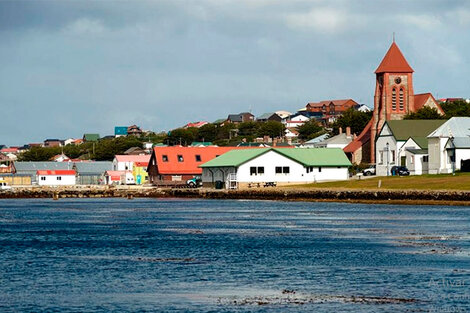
[344,41,444,164]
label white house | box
[402,137,429,175]
[428,117,470,174]
[375,120,445,176]
[199,148,351,188]
[36,170,76,186]
[283,114,310,128]
[104,170,135,185]
[113,155,150,171]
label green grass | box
[287,172,470,191]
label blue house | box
[115,126,128,137]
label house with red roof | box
[112,155,151,171]
[306,99,358,124]
[147,146,242,185]
[344,41,444,164]
[36,170,76,186]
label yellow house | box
[132,162,149,185]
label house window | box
[378,151,384,165]
[318,167,322,172]
[162,155,168,162]
[195,155,201,162]
[399,89,404,111]
[250,167,264,175]
[306,166,314,173]
[57,177,62,181]
[41,177,46,181]
[275,166,290,174]
[391,150,396,163]
[177,155,184,162]
[423,155,429,162]
[216,155,220,157]
[392,88,397,111]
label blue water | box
[0,198,469,312]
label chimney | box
[353,133,357,140]
[346,127,351,137]
[273,138,277,147]
[339,127,343,134]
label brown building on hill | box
[306,99,358,124]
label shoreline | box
[1,186,470,206]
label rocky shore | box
[1,186,470,205]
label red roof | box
[0,148,19,153]
[307,99,357,108]
[135,162,149,167]
[36,170,76,176]
[414,93,444,114]
[375,42,413,74]
[151,146,243,175]
[343,120,372,153]
[115,155,150,163]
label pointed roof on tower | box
[375,42,414,74]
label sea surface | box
[0,198,469,312]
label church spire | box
[375,41,413,74]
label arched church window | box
[392,88,397,111]
[399,89,404,111]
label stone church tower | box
[370,41,414,163]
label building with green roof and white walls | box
[199,148,351,188]
[375,120,445,176]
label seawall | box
[1,186,470,205]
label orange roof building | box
[147,146,243,185]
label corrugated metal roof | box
[15,162,73,173]
[450,137,470,148]
[428,117,470,138]
[74,162,112,175]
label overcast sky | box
[1,0,470,145]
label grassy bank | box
[288,173,470,191]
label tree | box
[166,128,198,146]
[441,100,470,118]
[18,146,60,161]
[297,121,324,140]
[403,106,444,120]
[197,123,217,142]
[257,121,285,138]
[332,108,372,135]
[237,121,260,136]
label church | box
[344,41,444,164]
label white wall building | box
[428,117,470,174]
[283,114,310,128]
[36,170,76,186]
[200,148,351,188]
[375,120,445,176]
[113,155,150,171]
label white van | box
[0,181,12,190]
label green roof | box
[409,136,428,149]
[83,133,100,142]
[199,148,351,168]
[385,120,446,141]
[274,148,352,167]
[200,148,270,167]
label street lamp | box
[450,135,455,176]
[385,142,390,176]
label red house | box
[147,146,242,185]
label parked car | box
[186,175,202,188]
[362,165,376,176]
[391,166,410,176]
